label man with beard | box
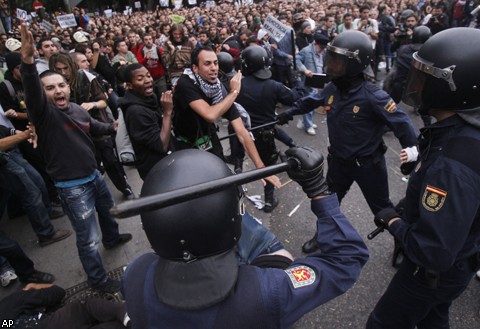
[173,46,280,187]
[19,23,132,294]
[119,64,173,180]
[162,23,196,86]
[277,31,418,253]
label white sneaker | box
[296,119,304,129]
[312,124,318,129]
[0,270,18,287]
[306,127,316,136]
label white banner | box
[159,0,169,7]
[263,15,292,42]
[104,9,113,18]
[188,0,197,5]
[134,1,141,8]
[56,14,77,28]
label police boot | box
[302,232,320,253]
[392,238,404,268]
[263,188,278,213]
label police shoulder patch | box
[384,99,397,113]
[422,185,447,212]
[285,265,316,288]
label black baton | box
[110,159,297,218]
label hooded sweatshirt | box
[119,89,167,179]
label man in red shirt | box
[136,33,168,96]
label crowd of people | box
[0,0,480,328]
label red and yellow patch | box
[384,99,397,113]
[285,265,316,288]
[422,185,447,212]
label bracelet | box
[93,101,99,109]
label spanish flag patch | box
[422,185,447,212]
[285,265,316,288]
[384,99,397,113]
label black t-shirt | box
[173,74,240,145]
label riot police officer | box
[278,31,418,253]
[366,27,480,329]
[122,148,368,328]
[236,45,301,212]
[388,25,431,104]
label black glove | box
[285,147,329,198]
[276,111,293,125]
[374,208,401,230]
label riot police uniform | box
[236,46,299,212]
[122,148,368,329]
[279,31,418,253]
[367,28,480,328]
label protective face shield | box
[403,52,455,107]
[325,45,360,78]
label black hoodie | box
[119,89,167,179]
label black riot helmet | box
[240,45,272,80]
[412,26,431,44]
[403,28,480,111]
[140,149,242,262]
[217,51,234,75]
[325,30,373,78]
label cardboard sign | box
[56,14,77,28]
[16,8,28,21]
[263,15,292,42]
[39,20,53,31]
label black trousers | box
[94,137,129,193]
[45,299,126,329]
[0,231,35,279]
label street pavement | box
[1,96,479,328]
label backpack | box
[114,107,136,165]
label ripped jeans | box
[57,171,120,287]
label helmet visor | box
[325,50,347,78]
[402,63,427,107]
[403,52,457,107]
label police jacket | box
[122,195,369,329]
[236,75,296,128]
[389,115,480,274]
[288,80,418,160]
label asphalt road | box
[1,100,479,328]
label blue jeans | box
[236,212,284,265]
[57,171,120,286]
[0,149,55,239]
[302,88,317,130]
